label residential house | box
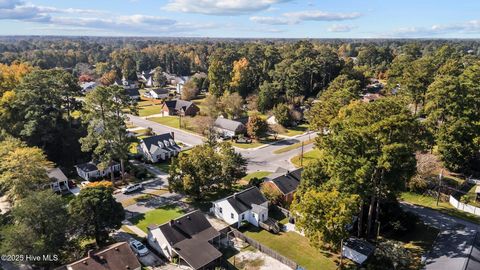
[149,88,170,99]
[147,210,222,270]
[138,133,181,163]
[113,77,137,89]
[65,242,141,270]
[263,168,303,204]
[47,167,70,193]
[161,99,199,117]
[75,161,121,181]
[213,117,246,138]
[211,186,269,228]
[80,81,97,93]
[125,88,140,100]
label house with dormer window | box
[137,133,181,163]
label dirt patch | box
[230,250,291,270]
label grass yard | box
[279,124,309,137]
[291,148,321,168]
[241,225,338,270]
[138,104,163,117]
[154,161,172,173]
[129,205,185,233]
[400,192,480,224]
[273,138,315,154]
[149,116,181,129]
[239,171,271,186]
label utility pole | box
[300,141,304,167]
[436,169,444,206]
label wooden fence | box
[229,228,299,269]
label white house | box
[147,210,222,270]
[213,117,246,138]
[74,161,121,181]
[149,88,170,99]
[211,186,269,228]
[138,133,181,163]
[47,167,70,193]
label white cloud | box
[391,20,480,37]
[251,10,361,25]
[327,24,356,32]
[0,1,216,35]
[164,0,291,15]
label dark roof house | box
[125,88,140,99]
[147,210,222,270]
[226,186,269,214]
[263,168,303,204]
[161,99,199,116]
[65,242,141,270]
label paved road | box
[401,202,480,270]
[127,114,204,146]
[127,115,317,172]
[240,132,316,172]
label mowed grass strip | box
[291,148,321,168]
[400,192,480,224]
[273,138,315,154]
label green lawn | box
[239,171,271,186]
[149,116,181,129]
[154,161,171,173]
[129,205,186,232]
[291,148,321,168]
[464,184,480,207]
[241,226,338,270]
[400,192,480,224]
[273,138,315,154]
[138,105,163,117]
[279,124,309,137]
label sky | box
[0,0,479,38]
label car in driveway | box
[129,239,150,256]
[122,183,143,194]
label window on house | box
[231,213,234,219]
[242,214,245,220]
[219,207,222,213]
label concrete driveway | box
[112,231,164,267]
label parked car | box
[68,180,77,188]
[122,183,143,194]
[129,239,149,256]
[235,137,252,144]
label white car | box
[129,240,149,256]
[122,183,142,194]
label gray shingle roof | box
[214,117,245,132]
[163,99,196,112]
[223,186,268,214]
[269,168,303,195]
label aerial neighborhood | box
[1,2,480,270]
